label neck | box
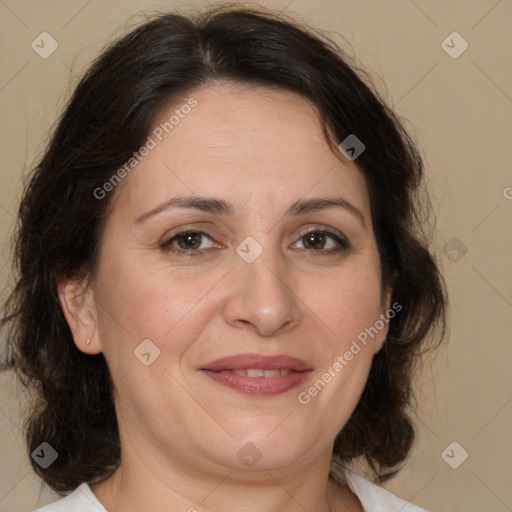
[90,441,360,512]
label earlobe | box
[56,276,100,354]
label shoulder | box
[32,483,108,512]
[341,467,429,512]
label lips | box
[201,354,312,372]
[200,354,312,396]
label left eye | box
[292,230,347,251]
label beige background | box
[0,1,511,511]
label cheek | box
[295,278,381,440]
[307,262,383,344]
[94,251,221,364]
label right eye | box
[160,230,220,256]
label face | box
[62,82,390,479]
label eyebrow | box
[134,195,366,227]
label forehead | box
[111,82,370,217]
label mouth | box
[200,354,313,396]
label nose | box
[222,248,302,337]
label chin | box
[203,429,316,473]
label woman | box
[1,5,447,511]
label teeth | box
[232,369,290,377]
[247,369,265,377]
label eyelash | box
[159,228,350,257]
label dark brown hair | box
[1,4,447,493]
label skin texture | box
[58,83,390,512]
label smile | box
[200,354,313,396]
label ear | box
[56,275,101,354]
[373,286,393,354]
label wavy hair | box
[1,4,447,493]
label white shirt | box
[33,468,428,512]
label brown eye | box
[293,229,349,253]
[175,232,203,250]
[302,232,328,250]
[160,230,218,256]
